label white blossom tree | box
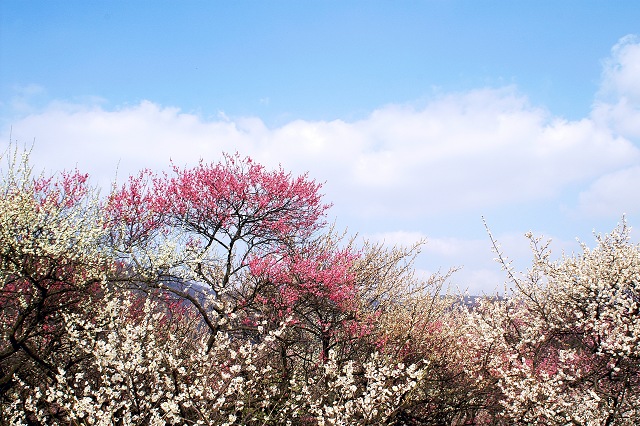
[0,148,111,416]
[468,221,640,424]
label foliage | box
[1,149,640,425]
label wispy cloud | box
[577,166,640,217]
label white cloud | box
[592,99,640,140]
[577,166,640,217]
[366,231,427,249]
[579,35,640,217]
[5,85,637,220]
[6,101,252,188]
[456,269,506,296]
[2,84,47,115]
[599,35,640,103]
[365,231,494,260]
[592,35,640,140]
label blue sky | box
[2,1,640,293]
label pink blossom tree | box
[107,153,334,348]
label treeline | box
[1,150,639,425]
